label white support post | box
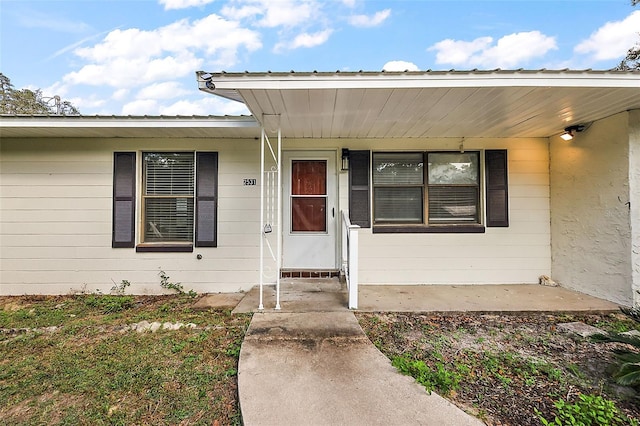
[348,225,359,310]
[275,126,282,310]
[341,210,359,310]
[258,128,265,310]
[258,116,282,311]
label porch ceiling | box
[198,70,640,139]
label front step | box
[280,269,340,279]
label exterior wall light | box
[341,148,350,171]
[200,73,215,90]
[560,124,586,141]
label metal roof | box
[197,69,640,139]
[0,115,260,138]
[2,70,639,140]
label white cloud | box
[112,89,130,101]
[64,14,261,88]
[137,81,191,100]
[429,31,557,69]
[429,37,493,66]
[341,0,356,7]
[64,53,203,88]
[383,61,419,72]
[348,9,391,28]
[574,10,640,61]
[73,15,261,63]
[70,95,107,111]
[274,29,333,52]
[159,0,215,10]
[221,0,321,28]
[122,99,160,115]
[160,96,251,115]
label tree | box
[615,0,640,69]
[0,73,80,115]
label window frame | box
[372,150,485,234]
[110,151,217,252]
[139,151,196,248]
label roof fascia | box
[202,71,640,90]
[0,116,260,129]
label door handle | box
[332,207,335,218]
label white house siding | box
[285,137,551,286]
[2,136,551,294]
[629,110,640,307]
[1,137,262,295]
[550,112,634,306]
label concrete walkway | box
[192,280,620,425]
[239,311,484,426]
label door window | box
[291,160,327,232]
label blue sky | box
[1,0,639,116]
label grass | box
[0,295,251,425]
[357,312,640,426]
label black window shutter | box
[485,150,509,227]
[349,150,371,228]
[195,152,218,247]
[112,152,136,248]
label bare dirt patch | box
[357,312,640,425]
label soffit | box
[198,70,640,139]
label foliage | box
[111,279,131,295]
[620,306,640,323]
[614,0,640,70]
[592,332,640,387]
[615,45,640,71]
[392,355,467,396]
[536,394,637,426]
[0,73,79,115]
[592,307,640,388]
[85,294,136,314]
[159,270,198,298]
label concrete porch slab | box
[227,281,620,314]
[358,284,621,313]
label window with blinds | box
[427,152,479,223]
[373,152,424,223]
[143,152,195,243]
[372,151,480,225]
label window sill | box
[373,224,485,234]
[136,243,194,253]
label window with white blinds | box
[373,152,424,223]
[427,152,479,223]
[372,151,480,225]
[143,152,195,243]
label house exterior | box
[1,70,639,307]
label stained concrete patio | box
[198,279,621,314]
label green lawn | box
[0,295,251,425]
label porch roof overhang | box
[197,69,640,139]
[0,115,260,138]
